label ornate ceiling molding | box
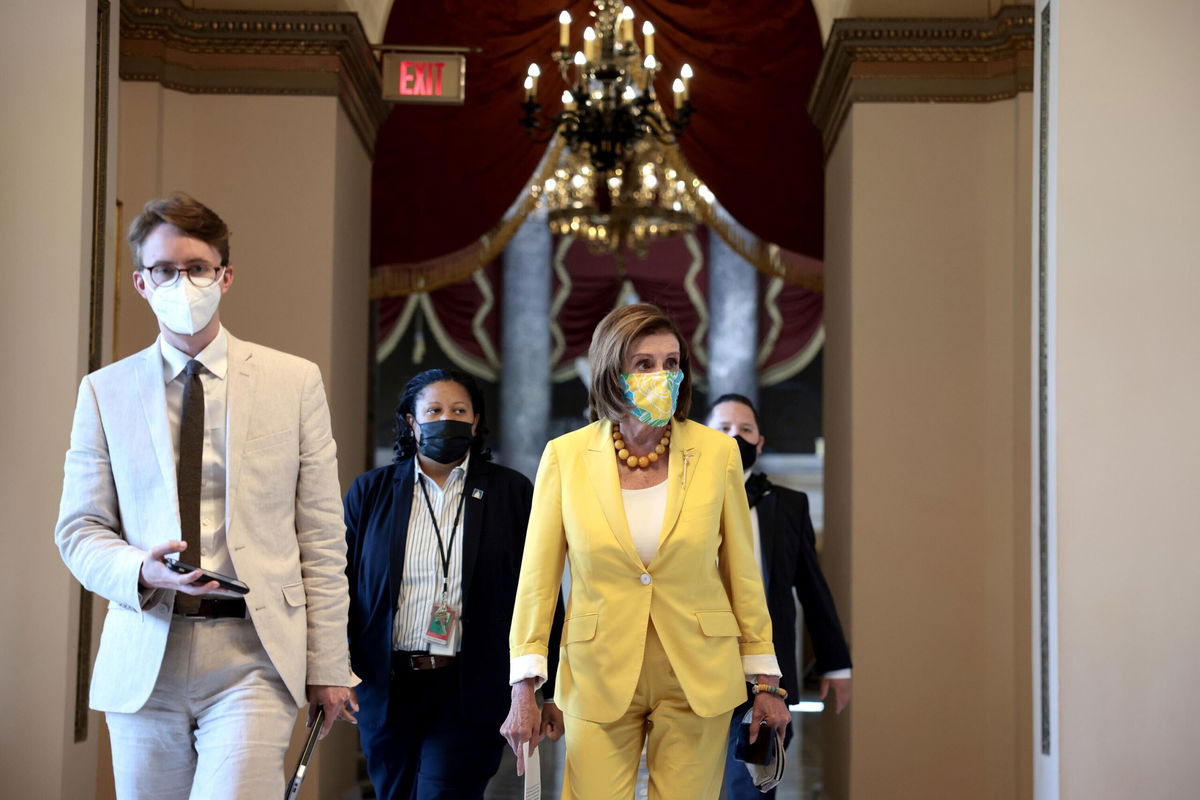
[808,4,1034,158]
[119,0,386,156]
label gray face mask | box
[418,419,474,463]
[733,434,758,470]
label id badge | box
[424,602,458,645]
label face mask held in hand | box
[417,419,474,464]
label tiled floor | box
[483,707,825,799]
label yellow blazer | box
[510,418,775,723]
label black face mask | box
[417,419,474,464]
[733,434,758,470]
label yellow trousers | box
[561,622,732,800]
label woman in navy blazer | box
[344,368,563,800]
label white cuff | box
[509,653,547,691]
[742,654,782,682]
[822,668,852,679]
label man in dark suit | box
[706,393,852,799]
[343,369,562,800]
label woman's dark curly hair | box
[393,368,492,462]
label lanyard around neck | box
[417,473,466,598]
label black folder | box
[285,707,324,800]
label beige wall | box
[823,96,1033,798]
[107,83,373,797]
[115,83,371,484]
[1,3,371,795]
[1054,1,1200,796]
[821,109,856,800]
[0,1,114,797]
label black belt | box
[174,596,247,619]
[392,650,457,671]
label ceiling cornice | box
[808,4,1034,159]
[119,0,387,156]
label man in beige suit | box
[56,193,357,799]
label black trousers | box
[359,656,505,800]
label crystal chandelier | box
[520,1,701,256]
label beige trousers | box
[561,623,732,800]
[105,614,298,800]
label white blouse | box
[622,480,669,565]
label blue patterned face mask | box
[620,370,684,427]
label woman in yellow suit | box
[502,303,790,799]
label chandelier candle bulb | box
[519,0,698,254]
[583,26,597,61]
[680,62,693,95]
[559,10,571,47]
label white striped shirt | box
[393,454,469,655]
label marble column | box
[500,208,553,480]
[706,227,760,407]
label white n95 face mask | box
[148,278,222,336]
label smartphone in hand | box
[163,559,250,598]
[734,721,777,765]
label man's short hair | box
[128,192,230,268]
[587,303,693,423]
[707,393,760,426]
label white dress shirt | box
[393,453,469,655]
[160,327,235,579]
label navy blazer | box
[345,455,562,732]
[753,476,852,699]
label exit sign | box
[382,53,466,104]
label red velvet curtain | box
[373,1,825,270]
[378,231,822,385]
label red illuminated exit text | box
[398,61,445,97]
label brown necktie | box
[175,359,204,613]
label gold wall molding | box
[119,0,386,155]
[808,4,1033,158]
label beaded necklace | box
[613,424,670,469]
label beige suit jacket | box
[55,332,351,712]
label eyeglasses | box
[140,263,226,288]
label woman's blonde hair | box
[587,303,693,423]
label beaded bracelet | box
[751,683,788,700]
